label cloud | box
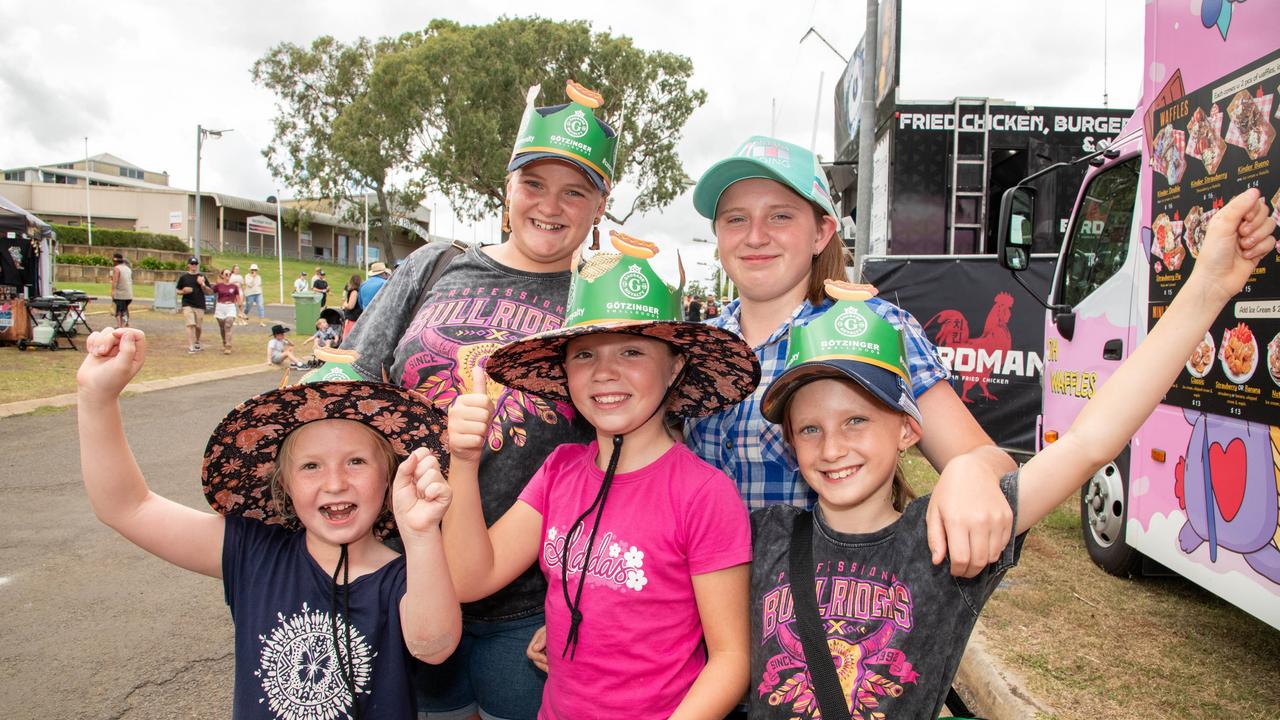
[2,0,1143,264]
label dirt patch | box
[900,452,1280,719]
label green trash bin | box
[292,292,322,334]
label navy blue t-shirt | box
[222,516,415,719]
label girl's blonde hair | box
[781,381,917,513]
[268,420,399,521]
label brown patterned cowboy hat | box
[202,351,447,538]
[485,236,759,417]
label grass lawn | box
[900,453,1280,719]
[0,306,310,404]
[54,251,372,307]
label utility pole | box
[84,137,92,246]
[194,126,203,260]
[853,0,879,281]
[194,125,231,262]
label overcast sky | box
[1,0,1143,284]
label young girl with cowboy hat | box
[747,189,1275,718]
[344,81,620,718]
[443,234,761,718]
[687,135,1017,578]
[76,332,462,719]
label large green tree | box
[370,16,707,225]
[252,34,422,263]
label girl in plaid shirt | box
[687,135,1020,578]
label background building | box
[2,153,430,263]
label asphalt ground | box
[0,371,280,719]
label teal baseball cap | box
[692,135,838,223]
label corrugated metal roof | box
[208,193,361,231]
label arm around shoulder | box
[915,382,1017,577]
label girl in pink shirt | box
[442,240,761,718]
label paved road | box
[0,371,282,719]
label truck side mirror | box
[997,186,1037,272]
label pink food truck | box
[997,0,1280,630]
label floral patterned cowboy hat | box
[485,232,760,417]
[202,347,447,538]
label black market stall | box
[832,97,1132,257]
[0,194,55,346]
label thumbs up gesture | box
[448,365,495,465]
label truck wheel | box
[17,339,27,351]
[1080,447,1141,577]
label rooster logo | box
[924,292,1015,402]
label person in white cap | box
[242,263,265,326]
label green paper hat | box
[299,346,365,384]
[508,81,619,193]
[761,290,922,426]
[484,234,761,418]
[692,135,838,224]
[563,248,683,328]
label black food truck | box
[828,34,1128,452]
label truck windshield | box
[1059,156,1140,307]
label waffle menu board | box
[1149,48,1280,424]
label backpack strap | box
[408,240,468,320]
[789,510,853,720]
[379,240,468,382]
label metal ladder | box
[947,97,991,254]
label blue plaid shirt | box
[685,297,950,509]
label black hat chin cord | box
[329,543,362,719]
[559,364,688,659]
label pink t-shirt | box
[518,440,751,719]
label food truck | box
[996,0,1280,629]
[827,2,1132,453]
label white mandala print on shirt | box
[256,602,374,720]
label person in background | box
[175,257,209,354]
[303,316,340,351]
[359,261,391,310]
[110,252,133,328]
[266,324,305,369]
[293,272,309,294]
[211,269,241,355]
[243,264,266,326]
[342,274,363,337]
[686,294,704,322]
[229,264,246,325]
[704,294,719,319]
[312,269,330,306]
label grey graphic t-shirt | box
[748,472,1024,719]
[345,242,593,621]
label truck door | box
[1042,155,1142,572]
